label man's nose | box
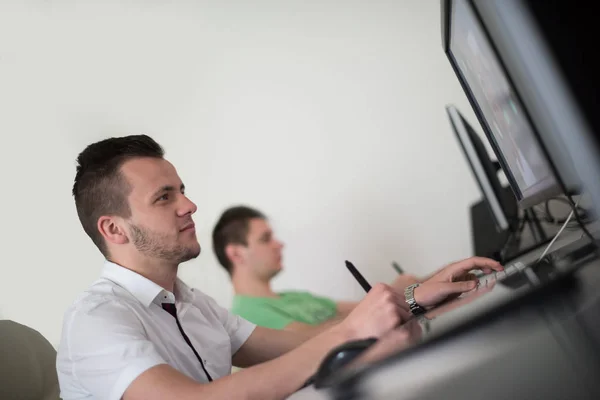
[179,195,197,216]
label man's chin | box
[190,248,201,260]
[179,245,201,264]
[268,268,282,279]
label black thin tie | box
[162,302,213,382]
[161,303,177,318]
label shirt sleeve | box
[198,292,257,354]
[58,299,166,400]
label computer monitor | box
[442,0,564,209]
[465,0,596,222]
[446,104,514,232]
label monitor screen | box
[447,0,560,207]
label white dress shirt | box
[56,261,256,400]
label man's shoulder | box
[63,278,142,322]
[230,294,277,317]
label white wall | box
[0,0,483,347]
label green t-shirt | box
[231,291,338,330]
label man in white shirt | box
[56,134,502,400]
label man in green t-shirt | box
[211,206,424,336]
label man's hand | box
[341,283,412,340]
[390,273,421,292]
[413,257,503,308]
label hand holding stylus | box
[341,281,412,339]
[343,260,411,338]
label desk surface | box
[290,231,600,400]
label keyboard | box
[477,260,528,289]
[479,237,599,289]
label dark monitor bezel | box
[446,104,511,232]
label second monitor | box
[446,104,515,233]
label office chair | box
[0,320,61,400]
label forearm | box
[282,315,345,338]
[233,327,311,367]
[217,325,350,399]
[316,315,345,331]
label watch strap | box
[404,283,427,316]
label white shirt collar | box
[101,260,193,307]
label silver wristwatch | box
[404,283,426,316]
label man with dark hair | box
[57,134,502,400]
[213,205,361,334]
[213,207,499,337]
[72,135,167,256]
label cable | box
[540,197,591,226]
[545,199,571,224]
[566,194,597,245]
[545,196,590,224]
[537,207,575,262]
[499,215,527,261]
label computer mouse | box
[312,337,378,389]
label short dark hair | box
[212,206,266,275]
[72,134,165,256]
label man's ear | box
[97,216,129,246]
[225,243,245,267]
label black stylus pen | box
[345,260,372,292]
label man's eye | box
[158,193,169,201]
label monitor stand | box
[470,186,558,264]
[500,207,554,263]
